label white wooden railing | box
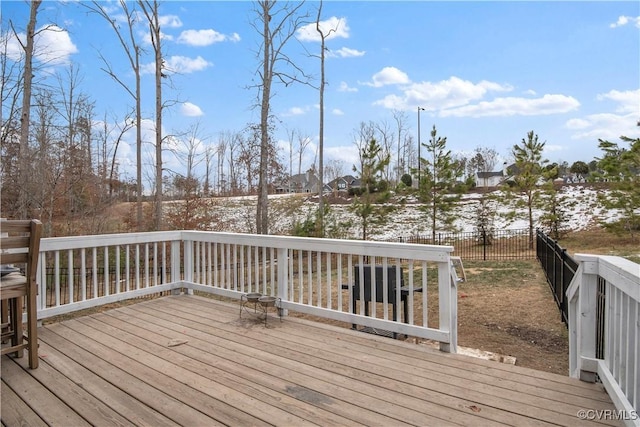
[568,254,640,426]
[37,231,458,352]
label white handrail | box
[568,254,640,426]
[36,231,458,352]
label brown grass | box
[452,229,638,376]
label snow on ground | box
[198,185,620,240]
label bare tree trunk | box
[252,0,308,234]
[16,0,41,218]
[85,1,144,230]
[316,1,326,237]
[256,2,271,234]
[139,0,163,230]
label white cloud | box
[566,89,640,141]
[338,81,358,92]
[141,30,174,45]
[177,29,240,46]
[567,112,638,141]
[332,109,344,115]
[596,89,639,113]
[364,66,410,88]
[326,145,359,168]
[159,15,183,28]
[373,76,512,110]
[142,55,212,74]
[327,47,365,58]
[545,144,564,152]
[610,15,640,28]
[440,94,580,118]
[285,107,306,116]
[6,25,79,65]
[297,17,350,42]
[565,118,591,130]
[524,89,537,96]
[181,102,204,117]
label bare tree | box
[54,64,97,220]
[227,132,242,195]
[468,146,499,189]
[297,132,312,177]
[203,145,215,196]
[352,121,376,176]
[13,0,42,217]
[324,158,345,195]
[392,109,408,182]
[138,0,165,230]
[171,121,207,181]
[315,0,329,236]
[216,132,229,195]
[375,120,393,182]
[0,28,24,153]
[104,112,135,198]
[250,0,309,234]
[85,1,144,230]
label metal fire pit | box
[239,293,282,326]
[239,293,263,318]
[258,296,282,327]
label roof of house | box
[476,171,504,179]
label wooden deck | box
[1,295,622,426]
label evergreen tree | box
[474,194,497,245]
[418,125,464,242]
[539,185,574,240]
[595,136,640,241]
[506,131,555,248]
[349,138,394,240]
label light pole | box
[417,106,425,187]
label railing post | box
[176,238,192,295]
[576,258,599,382]
[277,247,289,316]
[438,259,456,353]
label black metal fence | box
[535,229,577,325]
[390,228,536,261]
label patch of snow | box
[185,186,622,240]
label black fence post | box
[482,227,487,261]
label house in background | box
[475,162,521,189]
[475,171,505,188]
[275,168,322,194]
[326,175,362,193]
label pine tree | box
[349,138,394,240]
[418,125,464,242]
[506,131,554,248]
[595,136,640,241]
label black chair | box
[350,265,420,338]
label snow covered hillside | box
[184,185,620,241]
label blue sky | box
[3,1,639,184]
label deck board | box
[1,294,623,426]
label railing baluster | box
[92,247,98,297]
[116,245,121,294]
[67,249,74,304]
[80,248,86,301]
[104,246,110,296]
[337,255,343,312]
[307,251,312,306]
[125,244,131,292]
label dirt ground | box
[451,229,638,376]
[454,260,569,375]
